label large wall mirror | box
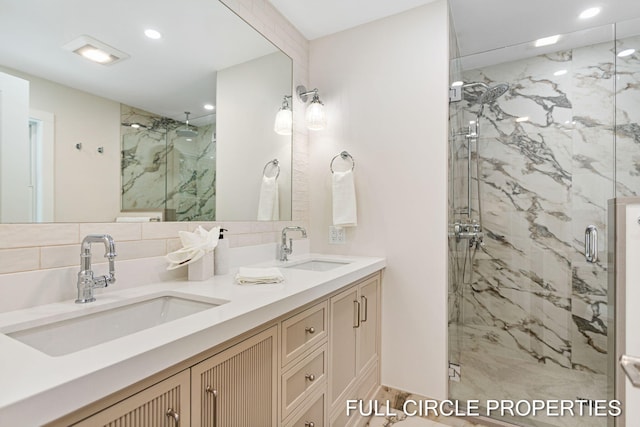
[0,0,293,223]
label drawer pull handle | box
[305,373,316,381]
[166,408,180,424]
[305,422,315,427]
[361,295,368,322]
[305,326,316,334]
[205,386,218,427]
[353,300,361,328]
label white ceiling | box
[269,0,640,58]
[449,0,640,57]
[5,0,640,123]
[269,0,438,40]
[0,0,278,123]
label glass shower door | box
[448,24,616,427]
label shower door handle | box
[585,225,598,263]
[621,355,640,387]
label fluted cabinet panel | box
[191,326,278,427]
[73,370,190,427]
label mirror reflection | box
[0,0,293,223]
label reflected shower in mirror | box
[0,0,292,223]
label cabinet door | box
[357,275,379,374]
[73,370,190,427]
[191,326,278,427]
[329,286,359,411]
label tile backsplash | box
[0,0,310,277]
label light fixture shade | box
[305,99,326,131]
[274,108,292,135]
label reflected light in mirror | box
[274,95,292,135]
[144,29,162,39]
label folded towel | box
[116,216,158,222]
[257,175,279,221]
[166,226,220,270]
[332,169,357,227]
[235,267,284,285]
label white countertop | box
[0,253,385,425]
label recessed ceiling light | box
[204,104,215,111]
[535,35,560,47]
[618,48,636,57]
[579,7,601,19]
[63,35,129,65]
[144,29,162,40]
[554,69,568,76]
[451,81,464,87]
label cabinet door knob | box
[166,408,180,424]
[305,326,316,334]
[305,373,316,381]
[305,422,315,427]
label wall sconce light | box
[297,85,327,131]
[274,95,292,135]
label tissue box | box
[188,253,214,281]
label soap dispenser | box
[214,228,229,275]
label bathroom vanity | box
[0,253,385,426]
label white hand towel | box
[165,226,220,270]
[257,175,279,221]
[332,169,357,227]
[116,216,154,223]
[235,267,285,285]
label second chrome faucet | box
[280,226,307,261]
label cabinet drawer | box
[284,390,325,427]
[282,301,328,366]
[282,344,327,419]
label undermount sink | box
[283,259,351,272]
[4,293,227,357]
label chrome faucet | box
[280,226,307,261]
[76,234,117,303]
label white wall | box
[0,66,121,223]
[308,1,449,399]
[0,72,31,222]
[28,73,121,223]
[216,52,293,221]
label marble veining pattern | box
[121,105,216,221]
[447,36,636,426]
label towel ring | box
[263,159,280,179]
[330,151,355,173]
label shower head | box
[478,83,509,104]
[177,112,198,138]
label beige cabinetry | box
[280,301,328,425]
[329,274,380,425]
[60,271,382,427]
[191,326,277,427]
[74,370,190,427]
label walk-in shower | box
[445,17,640,426]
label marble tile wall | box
[447,36,630,426]
[0,0,309,277]
[121,105,217,221]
